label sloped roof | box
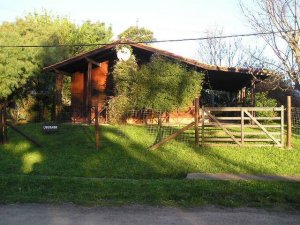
[44,41,270,91]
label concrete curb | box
[186,173,300,182]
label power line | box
[0,29,298,48]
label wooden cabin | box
[44,41,269,123]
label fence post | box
[280,105,284,148]
[0,106,3,144]
[194,98,199,145]
[95,102,100,150]
[3,105,8,144]
[241,108,244,145]
[201,106,205,147]
[287,96,292,149]
[0,104,8,144]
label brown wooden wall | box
[91,61,109,107]
[71,61,109,112]
[71,71,84,106]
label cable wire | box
[0,29,298,48]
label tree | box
[198,28,246,67]
[241,0,300,90]
[118,26,155,43]
[70,20,113,55]
[130,56,203,111]
[0,11,113,100]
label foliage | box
[118,26,155,42]
[8,95,38,122]
[112,53,203,114]
[108,49,138,123]
[254,92,278,117]
[107,95,131,124]
[130,56,203,111]
[112,55,138,96]
[0,11,113,101]
[70,20,113,55]
[201,89,238,107]
[62,76,71,105]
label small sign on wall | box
[42,123,59,134]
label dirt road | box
[0,204,299,225]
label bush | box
[111,53,204,123]
[112,54,138,96]
[107,95,131,124]
[8,95,39,123]
[255,92,278,117]
[130,55,204,111]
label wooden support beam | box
[55,72,63,122]
[87,62,92,124]
[53,69,71,76]
[250,82,256,107]
[241,87,246,106]
[85,57,101,67]
[149,122,195,150]
[286,96,292,149]
[95,101,100,150]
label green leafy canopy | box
[113,54,204,111]
[0,11,113,100]
[131,56,203,110]
[118,26,155,43]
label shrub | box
[255,92,278,117]
[112,54,138,96]
[107,95,131,124]
[130,55,204,111]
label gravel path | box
[0,204,299,225]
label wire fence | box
[292,108,300,136]
[2,102,296,148]
[124,108,196,145]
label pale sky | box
[0,0,254,59]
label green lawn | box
[0,123,299,208]
[0,123,299,178]
[1,175,299,209]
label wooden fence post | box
[95,102,100,150]
[0,105,8,144]
[287,96,292,149]
[194,98,199,145]
[241,108,244,145]
[0,107,3,144]
[280,105,284,148]
[201,106,205,147]
[3,105,8,144]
